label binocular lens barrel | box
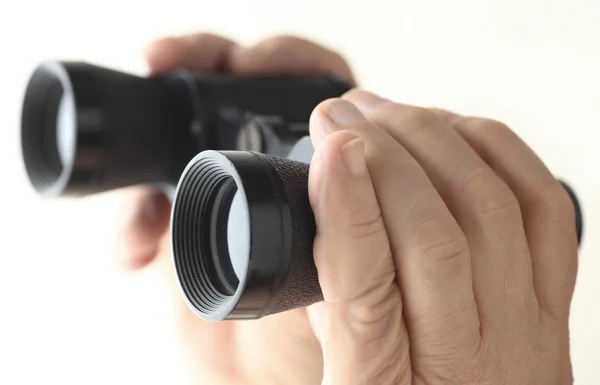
[20,61,351,197]
[21,61,192,197]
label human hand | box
[306,90,578,384]
[115,33,578,385]
[115,33,354,385]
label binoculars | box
[20,61,584,322]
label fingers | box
[344,90,537,332]
[446,115,578,320]
[310,99,480,360]
[146,33,355,87]
[114,188,171,270]
[227,35,355,85]
[145,33,238,74]
[308,129,410,384]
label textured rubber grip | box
[261,154,323,316]
[253,159,585,317]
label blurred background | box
[0,0,599,383]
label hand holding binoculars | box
[20,61,583,322]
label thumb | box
[307,127,410,384]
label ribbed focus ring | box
[172,158,234,313]
[184,161,223,311]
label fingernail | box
[324,99,367,125]
[349,90,390,109]
[341,138,367,177]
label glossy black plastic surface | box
[20,61,351,197]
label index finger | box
[145,34,356,86]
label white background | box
[1,0,599,383]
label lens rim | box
[170,150,293,321]
[21,61,77,196]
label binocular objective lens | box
[209,179,250,295]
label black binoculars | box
[20,61,583,322]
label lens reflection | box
[227,190,249,281]
[211,178,250,295]
[56,92,75,167]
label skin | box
[115,33,578,384]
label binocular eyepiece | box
[20,61,584,322]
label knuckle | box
[408,209,469,265]
[261,35,302,49]
[386,105,441,130]
[454,116,518,147]
[346,284,401,330]
[371,137,408,163]
[541,297,572,321]
[478,187,521,219]
[485,119,513,137]
[256,35,301,57]
[256,36,350,76]
[417,232,470,266]
[430,107,459,123]
[344,88,378,102]
[345,204,387,240]
[463,166,522,220]
[192,32,221,43]
[184,33,236,51]
[328,51,352,73]
[336,287,409,383]
[339,311,411,385]
[331,50,348,65]
[532,182,576,223]
[407,106,442,128]
[457,116,513,136]
[411,324,486,383]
